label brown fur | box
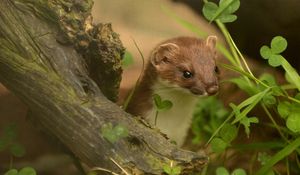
[126,36,219,117]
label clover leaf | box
[153,94,173,111]
[202,0,240,23]
[101,123,129,143]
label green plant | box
[192,96,228,144]
[153,93,173,125]
[216,167,247,175]
[4,167,36,175]
[121,51,134,68]
[0,123,26,158]
[100,123,129,143]
[0,124,37,174]
[164,0,300,174]
[163,161,181,175]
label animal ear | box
[151,43,179,66]
[205,35,217,49]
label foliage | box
[152,93,173,125]
[192,96,228,143]
[121,51,134,68]
[0,124,37,174]
[0,123,26,157]
[100,123,129,144]
[4,167,36,175]
[163,162,181,175]
[216,167,247,175]
[166,0,300,174]
[153,94,173,112]
[202,0,240,23]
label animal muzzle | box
[189,81,219,96]
[206,85,219,95]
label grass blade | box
[255,137,300,175]
[281,59,300,92]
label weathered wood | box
[0,0,207,174]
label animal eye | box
[183,71,193,78]
[215,66,220,74]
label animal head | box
[151,36,219,96]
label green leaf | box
[153,94,173,111]
[218,14,237,23]
[281,59,300,92]
[270,36,287,54]
[268,54,283,67]
[219,0,240,14]
[240,117,259,137]
[295,93,300,100]
[10,143,26,157]
[18,167,36,175]
[232,88,269,124]
[159,100,173,111]
[202,2,218,21]
[220,124,238,143]
[100,123,128,143]
[291,102,300,114]
[212,0,240,22]
[4,169,18,175]
[257,152,271,165]
[0,138,8,151]
[122,51,134,68]
[260,45,272,59]
[229,103,240,116]
[259,74,277,86]
[231,168,246,175]
[262,94,276,106]
[153,94,162,108]
[211,138,228,153]
[266,170,275,175]
[256,137,300,175]
[229,77,255,95]
[286,113,300,133]
[277,101,291,119]
[4,123,17,141]
[284,72,293,85]
[163,165,172,174]
[171,166,181,175]
[113,125,129,138]
[163,164,181,175]
[216,167,230,175]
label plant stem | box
[286,157,290,175]
[122,38,145,110]
[255,137,300,175]
[228,33,254,77]
[205,112,234,146]
[9,155,13,169]
[154,110,159,125]
[262,104,289,143]
[216,20,242,68]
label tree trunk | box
[0,0,207,174]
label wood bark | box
[0,0,207,174]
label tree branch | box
[0,0,207,174]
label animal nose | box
[206,85,219,95]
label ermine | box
[126,36,219,146]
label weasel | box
[126,36,219,146]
